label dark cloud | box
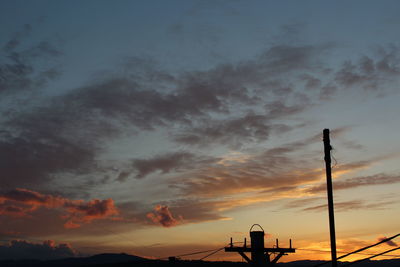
[171,130,373,198]
[0,130,96,190]
[0,240,76,260]
[258,45,330,74]
[2,24,398,236]
[0,188,119,229]
[171,142,312,197]
[282,197,324,209]
[377,236,398,247]
[144,198,234,227]
[63,198,119,229]
[130,152,199,179]
[173,101,309,148]
[302,199,395,212]
[0,204,26,217]
[174,113,274,147]
[170,44,332,147]
[3,24,32,52]
[334,46,400,91]
[306,174,400,194]
[264,100,307,119]
[65,58,258,131]
[300,74,322,90]
[161,199,231,224]
[117,199,228,227]
[114,152,217,181]
[0,25,61,94]
[146,205,181,227]
[0,29,87,191]
[0,42,337,191]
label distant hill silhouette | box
[276,259,400,267]
[0,253,145,267]
[1,253,400,267]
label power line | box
[341,246,400,266]
[296,248,400,257]
[156,247,224,260]
[158,242,244,261]
[336,233,400,261]
[199,247,226,260]
[313,233,400,267]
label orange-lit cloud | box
[171,137,377,199]
[146,149,390,226]
[63,198,119,228]
[146,205,182,227]
[0,188,119,228]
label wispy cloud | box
[306,173,400,194]
[302,199,396,212]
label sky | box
[1,0,400,262]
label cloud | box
[173,112,295,148]
[0,39,357,194]
[131,152,197,179]
[170,44,333,147]
[0,188,119,228]
[334,46,400,91]
[146,205,181,227]
[0,29,94,192]
[0,204,27,217]
[0,132,96,190]
[114,152,216,180]
[282,197,324,209]
[306,173,400,194]
[0,187,65,206]
[0,48,263,189]
[377,236,399,247]
[0,240,76,260]
[63,198,119,229]
[171,134,368,198]
[159,199,232,224]
[0,24,61,94]
[302,199,396,212]
[2,23,400,234]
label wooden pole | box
[323,129,337,267]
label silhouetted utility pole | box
[225,224,295,266]
[323,129,337,267]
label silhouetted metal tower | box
[323,129,337,267]
[225,224,295,266]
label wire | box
[199,247,225,260]
[341,246,400,267]
[156,247,224,260]
[336,233,400,260]
[296,248,400,257]
[176,248,223,258]
[331,153,338,169]
[158,241,244,260]
[313,233,400,267]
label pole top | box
[323,129,332,151]
[249,224,265,233]
[323,129,330,139]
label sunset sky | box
[1,0,400,262]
